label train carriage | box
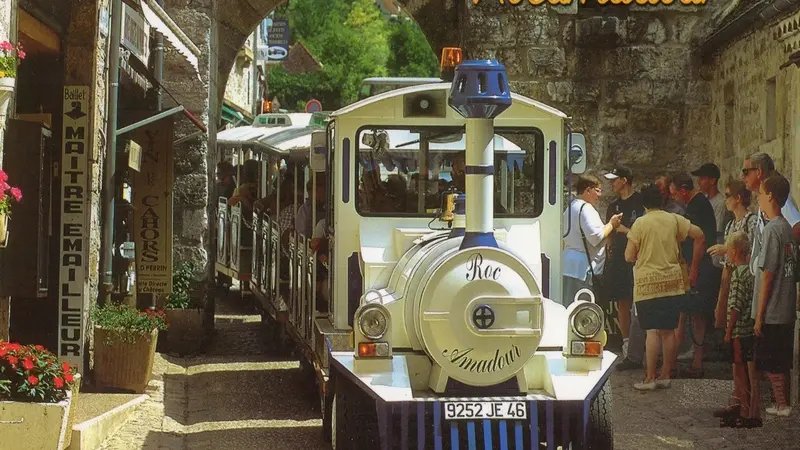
[217,49,616,449]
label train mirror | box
[569,133,587,175]
[310,130,327,173]
[361,130,389,156]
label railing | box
[217,198,323,347]
[245,209,321,346]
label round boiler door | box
[416,247,543,387]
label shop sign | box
[132,120,173,295]
[58,86,90,370]
[121,3,150,65]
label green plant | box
[91,303,168,344]
[0,40,25,78]
[0,168,22,216]
[0,341,76,403]
[165,261,202,309]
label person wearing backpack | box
[709,180,759,329]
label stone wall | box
[707,10,800,201]
[223,31,256,116]
[63,0,109,371]
[463,3,723,188]
[162,0,214,281]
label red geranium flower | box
[64,372,74,383]
[22,357,34,370]
[7,355,17,366]
[27,375,38,386]
[0,346,6,357]
[6,342,19,351]
[61,361,70,372]
[34,345,44,351]
[53,377,64,389]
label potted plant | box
[91,303,167,394]
[0,168,22,247]
[0,341,79,450]
[0,40,24,116]
[164,261,204,355]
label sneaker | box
[615,358,642,371]
[766,406,792,417]
[633,381,656,391]
[677,348,694,361]
[655,379,671,389]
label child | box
[753,174,797,417]
[716,230,761,427]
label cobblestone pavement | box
[100,291,800,449]
[99,287,324,450]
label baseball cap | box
[603,166,633,181]
[691,163,720,179]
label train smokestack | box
[448,60,512,249]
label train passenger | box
[448,152,508,214]
[228,159,260,211]
[295,174,328,238]
[359,165,396,213]
[216,161,236,200]
[310,218,329,313]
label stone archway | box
[216,0,462,105]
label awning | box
[137,0,201,79]
[222,104,248,125]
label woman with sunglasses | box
[562,174,622,307]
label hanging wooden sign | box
[132,118,173,295]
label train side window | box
[354,126,544,218]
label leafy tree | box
[386,17,439,78]
[266,0,436,111]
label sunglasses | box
[741,168,758,175]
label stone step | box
[66,393,148,450]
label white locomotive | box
[215,48,616,449]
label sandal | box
[713,404,740,418]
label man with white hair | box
[741,152,800,273]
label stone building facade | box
[223,31,258,124]
[705,7,800,203]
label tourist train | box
[215,48,616,449]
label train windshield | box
[355,126,544,218]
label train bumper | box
[330,350,617,449]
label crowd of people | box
[563,152,800,428]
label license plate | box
[444,401,527,420]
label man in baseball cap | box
[604,166,634,182]
[691,163,730,272]
[603,165,645,369]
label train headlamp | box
[358,305,388,340]
[570,303,603,340]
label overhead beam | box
[19,8,61,54]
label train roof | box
[332,83,568,120]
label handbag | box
[578,202,604,294]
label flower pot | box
[0,212,8,247]
[93,327,158,394]
[0,390,72,450]
[61,373,81,450]
[0,77,14,119]
[165,308,204,355]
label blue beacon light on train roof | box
[448,59,512,119]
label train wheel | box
[586,382,614,449]
[322,379,333,443]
